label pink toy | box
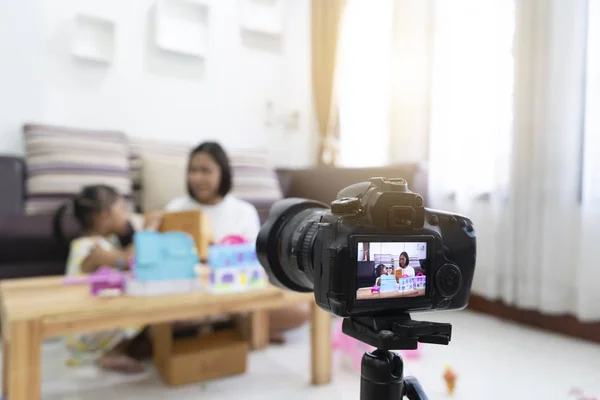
[569,388,598,400]
[63,267,126,297]
[332,319,422,371]
[370,286,380,294]
[219,235,250,245]
[332,318,374,371]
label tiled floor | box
[2,310,600,399]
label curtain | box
[336,0,394,167]
[389,0,434,165]
[311,0,345,166]
[579,0,600,320]
[428,0,600,320]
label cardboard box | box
[154,328,248,386]
[160,210,213,261]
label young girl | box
[53,185,162,373]
[165,141,308,343]
[375,264,394,286]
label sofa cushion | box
[227,150,283,222]
[23,124,132,214]
[129,138,192,211]
[141,153,188,212]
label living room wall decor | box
[70,14,115,64]
[154,0,209,58]
[239,0,283,37]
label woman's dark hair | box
[187,141,232,201]
[399,251,410,267]
[52,185,120,244]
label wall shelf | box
[154,0,209,58]
[71,14,115,64]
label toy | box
[332,318,373,372]
[379,273,397,293]
[127,230,200,296]
[399,275,415,294]
[569,387,598,400]
[414,273,426,290]
[443,365,457,396]
[64,232,201,297]
[160,210,213,261]
[63,266,126,297]
[207,235,268,293]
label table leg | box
[310,302,332,385]
[151,324,173,381]
[2,337,9,397]
[6,320,42,400]
[249,311,269,350]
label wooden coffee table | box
[0,277,332,400]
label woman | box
[166,142,308,343]
[165,142,259,241]
[397,251,415,278]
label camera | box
[256,177,476,318]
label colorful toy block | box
[207,236,268,294]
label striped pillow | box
[129,138,283,218]
[228,150,283,221]
[23,124,132,215]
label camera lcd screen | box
[356,241,427,301]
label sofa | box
[0,153,427,281]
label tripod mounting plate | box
[342,314,452,351]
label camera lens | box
[256,198,329,292]
[435,263,462,298]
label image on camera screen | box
[356,241,427,300]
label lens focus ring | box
[299,223,319,272]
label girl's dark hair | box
[376,264,386,277]
[52,185,120,244]
[399,251,410,267]
[187,141,232,201]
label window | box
[336,0,515,180]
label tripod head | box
[342,313,452,351]
[343,314,452,400]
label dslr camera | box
[256,177,476,318]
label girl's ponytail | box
[52,202,71,245]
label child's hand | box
[144,211,164,231]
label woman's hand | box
[144,211,164,231]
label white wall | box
[0,0,44,155]
[0,0,316,167]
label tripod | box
[342,314,452,400]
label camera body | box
[256,177,476,318]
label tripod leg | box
[404,376,429,400]
[359,349,404,400]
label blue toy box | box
[134,231,199,282]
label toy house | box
[127,230,200,296]
[399,276,415,294]
[207,242,268,293]
[414,274,426,290]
